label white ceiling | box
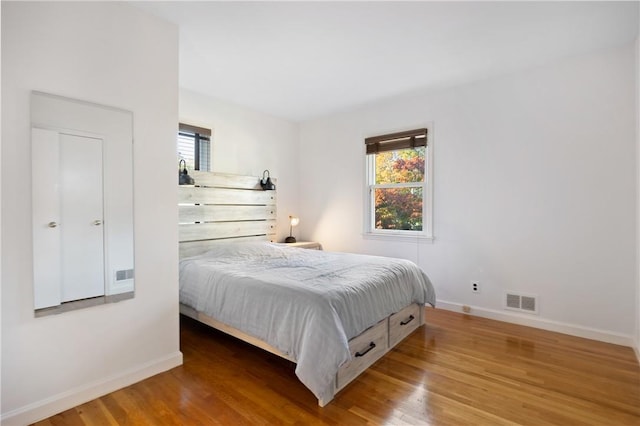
[134,1,639,122]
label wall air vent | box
[115,269,134,281]
[521,296,536,312]
[506,293,520,309]
[504,292,538,314]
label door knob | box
[47,222,58,228]
[93,220,102,226]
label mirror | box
[31,92,134,316]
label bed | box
[178,171,435,406]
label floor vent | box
[504,292,538,314]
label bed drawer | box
[389,303,421,347]
[336,319,388,390]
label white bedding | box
[179,242,435,402]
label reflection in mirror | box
[31,92,134,316]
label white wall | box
[636,34,640,361]
[300,43,637,343]
[180,89,300,242]
[1,3,182,423]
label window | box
[365,128,432,239]
[178,123,211,171]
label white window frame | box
[363,128,433,242]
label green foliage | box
[374,147,424,230]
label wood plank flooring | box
[35,308,640,425]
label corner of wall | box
[633,6,640,369]
[2,1,181,421]
[635,30,640,365]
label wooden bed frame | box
[178,171,425,406]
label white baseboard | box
[634,342,640,365]
[1,351,183,425]
[436,300,635,348]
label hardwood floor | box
[35,308,640,425]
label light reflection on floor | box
[383,372,432,425]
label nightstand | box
[284,241,322,250]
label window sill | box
[362,232,434,244]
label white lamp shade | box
[290,216,300,227]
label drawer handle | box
[355,342,376,357]
[400,315,415,326]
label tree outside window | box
[365,128,432,239]
[374,147,424,230]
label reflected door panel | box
[32,128,62,309]
[60,134,105,302]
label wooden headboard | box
[178,171,277,258]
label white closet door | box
[60,133,105,302]
[32,128,62,309]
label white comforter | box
[179,242,435,402]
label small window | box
[178,123,211,171]
[365,128,432,239]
